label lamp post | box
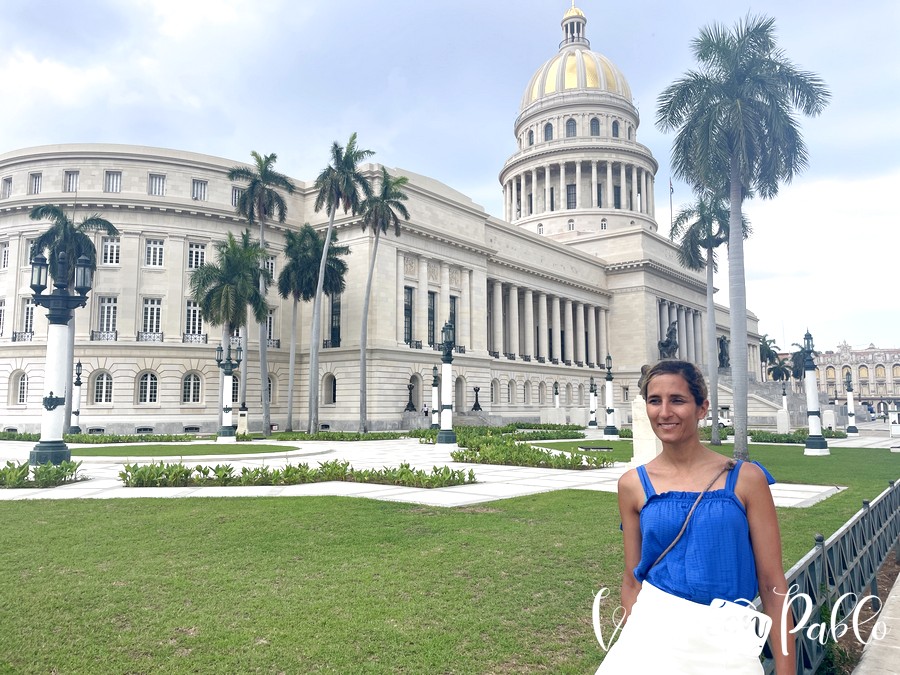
[404,383,416,412]
[553,381,560,409]
[436,321,456,444]
[472,386,482,412]
[588,376,598,428]
[68,360,83,434]
[781,381,788,411]
[603,353,618,437]
[845,371,858,436]
[431,365,440,429]
[29,252,93,465]
[215,341,242,443]
[801,330,829,455]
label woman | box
[597,360,795,674]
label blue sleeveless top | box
[632,460,758,605]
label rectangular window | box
[566,184,576,209]
[98,297,118,332]
[265,255,275,278]
[597,184,602,208]
[0,299,5,336]
[142,298,162,333]
[613,185,621,209]
[427,291,436,346]
[185,301,203,335]
[64,170,79,193]
[145,239,164,266]
[191,179,208,201]
[449,296,458,336]
[403,286,413,344]
[1,176,12,199]
[330,295,341,346]
[29,172,42,195]
[267,309,275,341]
[0,242,8,269]
[101,237,120,265]
[188,242,206,269]
[148,173,166,196]
[104,171,122,193]
[231,186,243,207]
[22,298,34,333]
[549,187,555,211]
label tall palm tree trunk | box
[705,246,721,445]
[286,298,298,432]
[358,230,381,433]
[728,155,749,460]
[308,208,337,433]
[258,213,271,436]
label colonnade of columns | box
[396,252,472,350]
[488,279,608,368]
[658,299,704,366]
[503,159,655,222]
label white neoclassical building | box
[0,6,762,434]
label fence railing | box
[758,479,900,674]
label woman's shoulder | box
[734,460,774,505]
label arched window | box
[94,372,113,404]
[138,372,158,404]
[538,382,546,404]
[578,384,585,405]
[875,365,886,379]
[893,364,900,378]
[859,365,869,379]
[455,375,465,412]
[528,129,534,146]
[491,378,500,404]
[267,375,275,404]
[628,126,633,140]
[590,117,600,136]
[15,373,28,405]
[565,383,573,405]
[544,123,553,141]
[537,223,544,235]
[567,219,575,231]
[565,118,577,137]
[600,218,608,230]
[232,375,240,405]
[825,366,836,380]
[323,373,336,404]
[524,381,532,405]
[182,373,201,403]
[612,121,620,138]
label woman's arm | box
[741,463,796,675]
[617,469,644,617]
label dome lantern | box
[561,2,589,48]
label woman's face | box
[645,373,709,444]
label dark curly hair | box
[638,360,708,406]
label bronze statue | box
[718,335,730,368]
[658,321,679,359]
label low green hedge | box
[0,460,82,488]
[451,435,613,470]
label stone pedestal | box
[630,395,661,466]
[776,409,791,435]
[822,409,836,432]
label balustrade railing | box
[182,333,208,344]
[267,338,280,348]
[12,331,33,342]
[91,330,118,341]
[137,331,164,342]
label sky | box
[1,0,897,355]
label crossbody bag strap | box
[650,460,736,569]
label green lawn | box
[71,443,291,457]
[1,444,897,673]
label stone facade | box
[0,7,761,433]
[815,342,900,414]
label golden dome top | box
[563,5,585,19]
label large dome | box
[521,6,631,110]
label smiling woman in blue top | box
[597,360,796,675]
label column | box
[630,165,637,212]
[599,308,608,360]
[659,300,668,341]
[492,280,503,355]
[471,268,488,353]
[538,292,549,360]
[551,296,561,362]
[531,168,538,215]
[503,182,509,221]
[508,285,519,358]
[694,311,703,367]
[543,165,550,213]
[677,305,687,359]
[649,175,655,217]
[605,162,613,210]
[396,251,405,343]
[440,263,450,330]
[523,289,534,358]
[559,162,566,210]
[416,257,428,344]
[642,170,650,215]
[460,268,471,350]
[575,302,585,364]
[564,299,574,364]
[591,161,598,208]
[575,161,582,209]
[685,309,695,362]
[619,163,626,210]
[587,305,597,366]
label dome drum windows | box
[612,121,620,138]
[528,130,534,146]
[544,123,554,141]
[590,117,600,136]
[565,119,577,137]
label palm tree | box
[308,133,373,433]
[357,168,410,433]
[189,231,270,427]
[277,224,349,432]
[30,204,119,429]
[669,193,738,445]
[759,334,780,380]
[656,14,830,460]
[228,152,296,437]
[768,356,791,382]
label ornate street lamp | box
[436,321,456,444]
[215,342,243,443]
[68,360,83,434]
[430,365,440,428]
[472,386,482,412]
[845,370,858,436]
[588,376,598,428]
[801,330,828,455]
[404,384,416,412]
[603,353,619,437]
[553,381,560,409]
[781,380,788,411]
[29,252,93,465]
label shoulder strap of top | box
[636,465,656,498]
[725,459,743,492]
